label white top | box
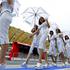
[1,0,13,13]
[49,35,55,41]
[32,33,39,47]
[1,0,20,16]
[56,33,64,46]
[65,39,70,48]
[38,21,49,36]
[49,35,56,45]
[56,33,62,40]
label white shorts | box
[64,46,70,58]
[57,42,65,54]
[48,45,57,56]
[39,34,47,52]
[0,11,12,45]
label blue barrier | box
[5,65,70,70]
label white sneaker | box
[57,63,65,67]
[36,62,42,67]
[21,62,27,67]
[61,63,65,67]
[52,63,56,66]
[43,63,48,67]
[65,62,69,65]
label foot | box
[36,62,42,67]
[52,62,56,66]
[57,63,65,67]
[43,63,48,67]
[65,62,69,65]
[21,62,27,67]
[61,63,65,66]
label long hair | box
[45,19,50,28]
[31,25,38,33]
[56,28,61,34]
[39,17,45,25]
[65,35,69,40]
[34,24,38,30]
[49,30,54,36]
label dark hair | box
[34,25,38,30]
[39,17,45,25]
[0,2,2,7]
[39,20,42,25]
[65,35,69,40]
[31,25,38,33]
[56,28,61,34]
[49,30,54,35]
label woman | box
[0,0,19,69]
[64,35,70,64]
[55,28,65,66]
[22,25,40,67]
[30,17,50,67]
[48,30,57,65]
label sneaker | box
[61,63,65,66]
[21,62,27,67]
[57,63,65,67]
[65,62,69,65]
[36,62,42,67]
[58,63,65,67]
[52,63,56,66]
[43,63,48,67]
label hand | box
[29,34,33,38]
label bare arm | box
[61,36,66,46]
[48,35,50,42]
[45,19,50,28]
[33,29,39,35]
[30,29,39,38]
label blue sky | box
[10,0,70,33]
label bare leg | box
[51,55,55,63]
[45,52,48,64]
[25,46,34,64]
[25,53,31,64]
[38,49,43,63]
[52,55,57,63]
[55,56,57,63]
[59,52,65,64]
[0,44,8,64]
[68,58,70,63]
[0,46,2,64]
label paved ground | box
[5,57,70,69]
